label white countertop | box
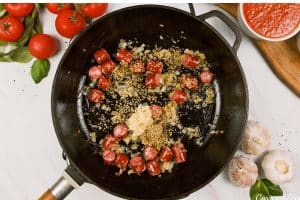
[0,3,299,200]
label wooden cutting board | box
[218,4,300,96]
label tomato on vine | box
[79,3,108,18]
[46,3,73,14]
[4,3,34,17]
[0,16,24,42]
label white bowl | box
[237,3,300,42]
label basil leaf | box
[0,53,13,62]
[10,47,33,63]
[261,179,283,196]
[0,4,6,18]
[0,40,8,46]
[250,180,270,200]
[31,59,50,83]
[33,13,43,33]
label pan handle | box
[198,10,242,53]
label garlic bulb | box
[262,150,294,185]
[241,120,271,155]
[228,156,258,187]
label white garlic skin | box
[228,156,258,187]
[262,150,294,185]
[241,120,271,155]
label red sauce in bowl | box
[243,4,300,38]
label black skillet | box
[39,4,248,200]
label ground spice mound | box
[141,123,168,149]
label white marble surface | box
[0,3,299,200]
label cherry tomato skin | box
[46,3,73,14]
[146,159,161,176]
[150,104,163,119]
[143,146,158,161]
[129,155,146,174]
[28,34,57,59]
[116,48,133,63]
[170,89,188,104]
[199,70,214,84]
[97,76,111,90]
[94,48,110,64]
[80,3,108,18]
[100,60,116,75]
[4,3,34,17]
[88,89,104,103]
[102,134,119,150]
[115,153,129,170]
[159,147,174,162]
[181,74,198,90]
[130,60,145,73]
[102,149,116,166]
[145,73,161,88]
[146,60,164,74]
[113,124,128,138]
[171,143,187,164]
[55,10,86,38]
[88,66,102,80]
[183,54,200,68]
[0,16,24,42]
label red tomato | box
[100,60,116,75]
[146,159,161,176]
[183,54,200,68]
[113,124,128,138]
[46,3,73,14]
[171,143,187,164]
[145,73,161,88]
[80,3,108,18]
[143,146,158,161]
[28,34,57,59]
[88,66,102,80]
[102,134,119,150]
[150,104,163,119]
[88,89,104,103]
[97,76,111,90]
[102,149,116,166]
[4,3,34,17]
[55,10,86,38]
[159,147,174,162]
[0,16,24,42]
[116,48,133,63]
[199,70,214,84]
[115,153,129,170]
[146,60,164,74]
[170,89,188,104]
[130,60,145,73]
[181,74,198,90]
[129,155,146,175]
[94,48,110,64]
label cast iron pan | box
[39,4,248,200]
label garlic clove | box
[228,156,258,187]
[241,120,271,155]
[262,150,294,185]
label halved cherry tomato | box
[46,3,73,14]
[170,89,188,104]
[150,104,163,119]
[171,143,187,164]
[100,60,116,75]
[159,147,174,162]
[28,34,58,59]
[80,3,108,18]
[102,149,116,166]
[4,3,34,17]
[130,60,145,73]
[88,89,104,103]
[0,16,24,42]
[146,60,164,74]
[88,66,102,80]
[143,146,158,161]
[115,153,129,170]
[129,155,146,175]
[116,48,133,63]
[146,159,161,176]
[97,76,111,90]
[102,134,119,150]
[94,48,110,64]
[113,124,128,138]
[199,70,214,84]
[145,73,161,88]
[183,54,200,68]
[181,74,198,90]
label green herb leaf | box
[0,40,8,46]
[0,53,13,62]
[31,59,50,83]
[0,4,6,18]
[250,180,270,200]
[33,13,43,34]
[10,47,33,63]
[261,179,283,196]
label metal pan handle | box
[198,10,242,53]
